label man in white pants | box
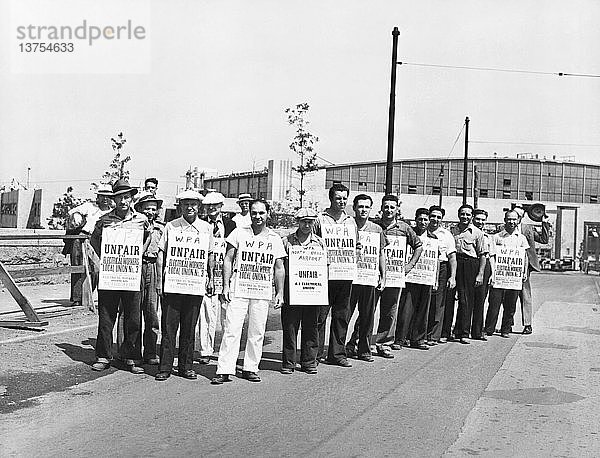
[212,199,286,384]
[197,191,236,364]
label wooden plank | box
[0,320,49,328]
[0,261,42,322]
[6,266,85,279]
[0,234,89,240]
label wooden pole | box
[385,27,400,195]
[462,116,470,204]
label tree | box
[101,132,131,184]
[47,186,84,229]
[285,103,319,208]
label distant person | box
[134,192,164,365]
[513,205,550,334]
[232,193,252,227]
[471,209,493,340]
[64,184,113,306]
[144,178,158,196]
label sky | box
[1,0,599,203]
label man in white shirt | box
[232,193,252,228]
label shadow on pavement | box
[56,339,96,367]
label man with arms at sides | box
[451,204,487,344]
[371,194,422,358]
[232,193,252,228]
[471,208,493,341]
[134,192,164,365]
[155,190,214,381]
[513,205,550,334]
[197,192,236,365]
[280,208,324,374]
[90,180,149,374]
[393,208,435,350]
[484,210,529,337]
[311,183,357,368]
[212,199,286,384]
[427,205,457,345]
[345,194,387,362]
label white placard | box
[234,235,277,300]
[355,232,380,286]
[212,238,227,294]
[493,247,526,290]
[99,227,143,291]
[289,245,329,306]
[322,223,357,281]
[163,231,210,296]
[405,238,439,286]
[384,235,407,288]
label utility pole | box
[26,167,31,189]
[438,165,444,207]
[473,165,479,209]
[385,27,400,195]
[462,116,470,205]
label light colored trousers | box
[519,266,534,326]
[198,294,225,357]
[216,297,269,375]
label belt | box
[142,257,157,263]
[456,253,477,260]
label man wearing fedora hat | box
[197,191,236,364]
[90,179,149,374]
[134,192,165,365]
[64,184,113,306]
[232,193,252,228]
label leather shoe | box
[179,369,197,380]
[91,361,110,371]
[345,346,358,359]
[458,338,470,345]
[280,367,294,375]
[522,325,532,335]
[145,357,160,365]
[241,371,261,382]
[376,347,394,359]
[472,335,487,341]
[129,365,145,374]
[155,371,170,381]
[426,340,438,346]
[198,356,211,365]
[211,374,232,385]
[390,343,403,350]
[300,367,317,374]
[438,337,448,344]
[358,354,374,362]
[328,358,352,367]
[500,332,510,338]
[411,343,429,350]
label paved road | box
[1,272,599,457]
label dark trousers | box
[96,289,142,362]
[140,261,160,360]
[346,285,377,357]
[484,288,519,334]
[373,287,401,347]
[427,262,448,342]
[395,283,432,345]
[471,260,492,338]
[281,305,319,369]
[453,256,480,339]
[318,280,352,362]
[159,294,202,373]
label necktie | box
[212,220,221,237]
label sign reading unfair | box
[355,232,380,287]
[405,238,439,286]
[163,231,210,296]
[384,235,407,288]
[99,227,143,291]
[212,238,227,295]
[493,247,526,290]
[234,236,276,300]
[288,245,328,306]
[322,224,357,281]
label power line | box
[398,61,600,78]
[471,140,600,147]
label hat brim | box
[113,188,138,197]
[96,191,113,196]
[237,198,253,202]
[296,216,318,220]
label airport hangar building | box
[203,154,600,263]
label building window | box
[432,186,441,195]
[525,191,534,200]
[456,188,463,196]
[503,178,512,187]
[502,190,511,199]
[591,195,598,203]
[408,184,417,194]
[480,189,488,197]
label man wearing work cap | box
[155,190,214,381]
[232,193,252,228]
[90,179,149,374]
[134,192,164,365]
[64,184,113,306]
[280,207,325,374]
[197,191,236,364]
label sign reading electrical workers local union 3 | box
[384,235,407,288]
[99,227,143,291]
[355,232,380,286]
[405,237,439,286]
[322,223,357,281]
[163,231,210,296]
[234,236,277,300]
[289,245,328,306]
[212,238,227,295]
[493,246,526,290]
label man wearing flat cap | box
[134,192,165,365]
[280,207,326,374]
[90,179,149,374]
[197,191,236,364]
[232,193,252,228]
[155,190,215,381]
